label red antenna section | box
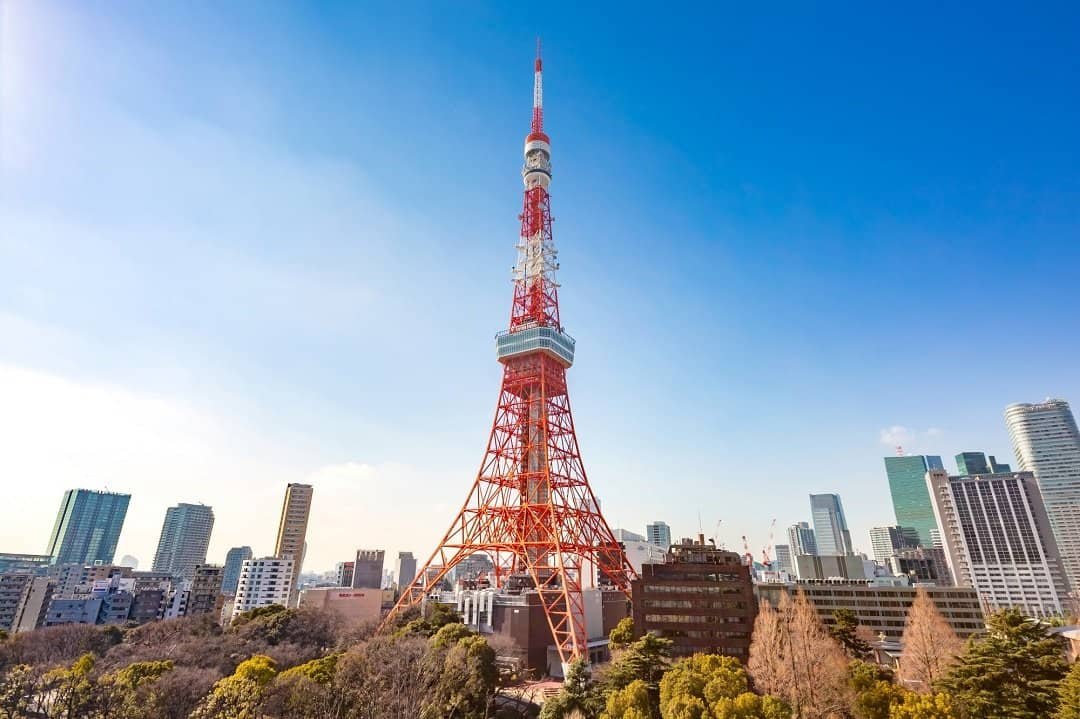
[529,38,548,143]
[382,47,635,668]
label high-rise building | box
[352,550,384,589]
[1005,398,1080,592]
[955,451,1012,476]
[771,544,793,574]
[222,546,252,596]
[46,489,131,566]
[883,455,943,547]
[233,557,294,618]
[927,468,1070,616]
[809,494,853,556]
[273,483,313,607]
[151,503,215,580]
[396,552,417,591]
[787,522,817,556]
[646,522,672,549]
[868,525,919,563]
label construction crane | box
[760,518,777,567]
[710,520,723,548]
[740,535,754,566]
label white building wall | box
[928,469,1065,617]
[233,557,294,619]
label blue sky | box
[2,2,1078,571]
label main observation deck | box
[495,325,575,367]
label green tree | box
[42,652,99,718]
[712,693,793,719]
[101,660,176,718]
[601,679,652,719]
[423,633,497,718]
[658,653,792,719]
[540,660,604,719]
[430,622,476,650]
[1056,659,1080,719]
[888,692,956,719]
[277,653,339,685]
[601,632,673,715]
[0,664,41,718]
[662,694,707,719]
[829,609,872,659]
[399,602,462,638]
[847,660,907,719]
[191,654,278,719]
[659,655,745,714]
[609,617,635,650]
[937,609,1068,719]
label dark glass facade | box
[46,490,131,566]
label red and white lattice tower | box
[384,45,636,665]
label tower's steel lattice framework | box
[384,47,636,665]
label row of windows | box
[643,599,749,610]
[644,614,749,625]
[642,584,745,595]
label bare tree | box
[748,597,792,699]
[748,589,850,719]
[897,587,962,692]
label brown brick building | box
[631,537,756,660]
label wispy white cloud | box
[878,425,943,453]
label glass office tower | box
[883,455,942,547]
[46,489,131,565]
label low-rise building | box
[428,584,628,678]
[300,587,384,625]
[631,536,756,661]
[885,547,951,585]
[0,553,52,574]
[755,579,984,639]
[794,553,866,581]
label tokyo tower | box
[385,46,636,665]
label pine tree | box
[897,587,962,692]
[938,608,1068,719]
[829,609,872,659]
[1056,660,1080,719]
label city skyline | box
[3,3,1080,572]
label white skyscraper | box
[927,468,1069,616]
[1005,399,1080,592]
